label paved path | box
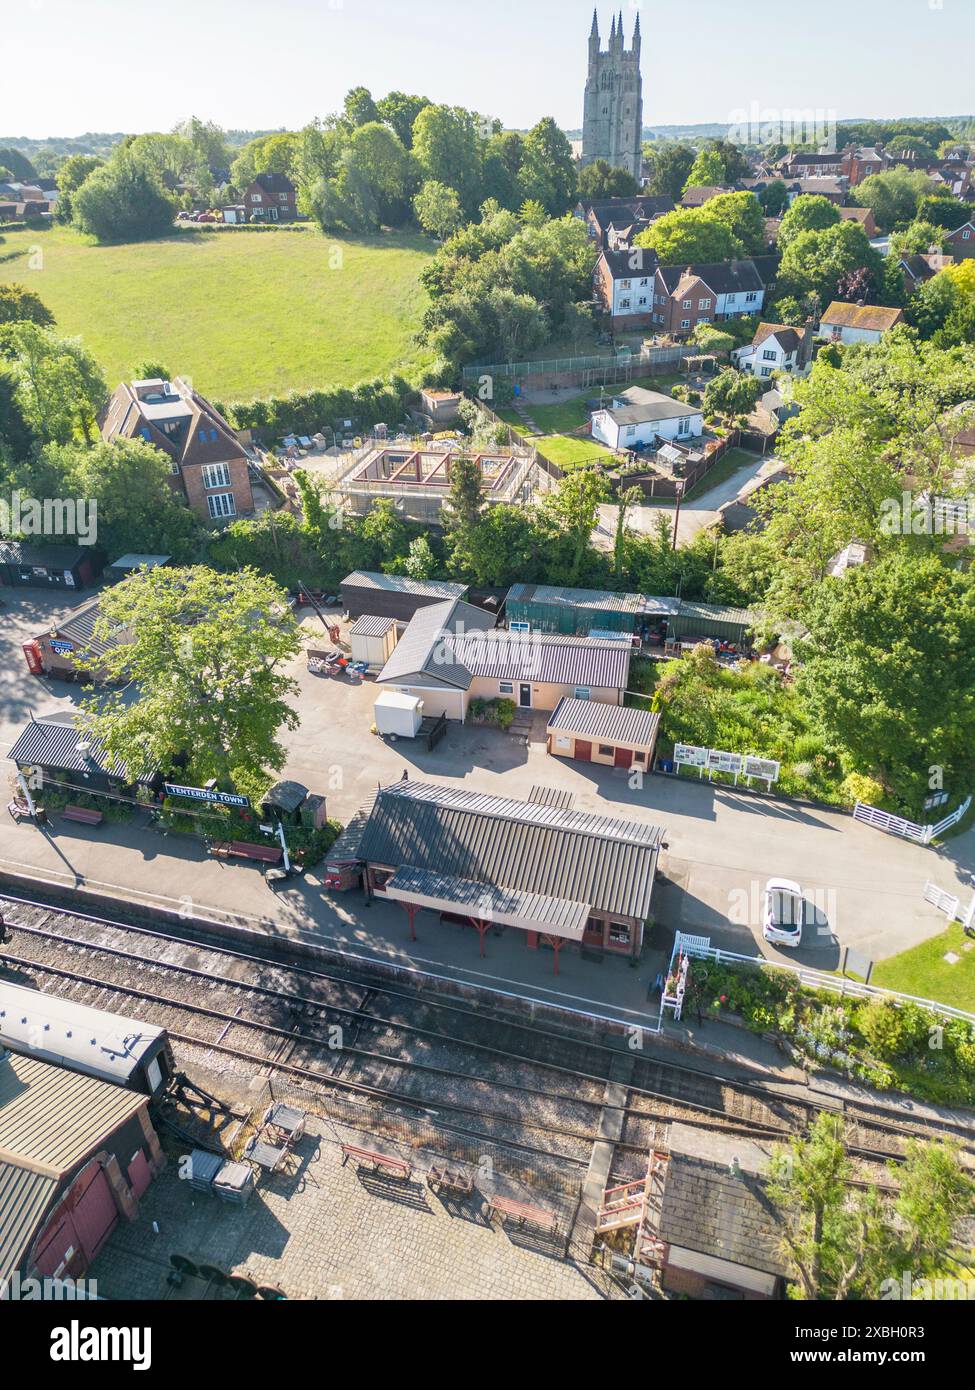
[596,452,776,548]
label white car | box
[762,879,805,948]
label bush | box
[840,772,886,806]
[495,698,516,730]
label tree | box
[542,468,608,587]
[703,368,762,418]
[0,148,36,182]
[55,154,104,194]
[443,453,486,574]
[777,221,883,308]
[173,117,231,173]
[917,193,971,232]
[414,180,463,240]
[650,143,695,201]
[0,323,106,446]
[889,220,946,260]
[706,190,766,255]
[72,150,176,243]
[412,105,484,216]
[759,179,789,218]
[796,553,975,809]
[777,195,840,249]
[577,160,638,201]
[343,87,380,130]
[361,497,409,569]
[854,168,934,233]
[635,207,739,264]
[404,535,436,581]
[80,567,301,795]
[339,122,416,227]
[376,92,431,149]
[132,358,173,382]
[518,118,577,217]
[229,132,299,190]
[683,146,726,191]
[0,284,54,328]
[0,366,37,464]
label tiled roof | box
[821,301,905,331]
[660,1155,790,1277]
[658,258,769,297]
[358,781,663,921]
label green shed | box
[667,601,755,644]
[506,583,645,637]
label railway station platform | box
[0,813,794,1077]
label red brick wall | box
[182,455,254,521]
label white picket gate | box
[854,796,972,846]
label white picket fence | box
[671,930,975,1026]
[853,796,972,846]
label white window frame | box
[202,462,231,490]
[207,491,237,520]
[574,686,592,701]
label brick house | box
[100,377,254,523]
[651,258,774,338]
[945,221,975,260]
[593,247,660,326]
[841,146,887,186]
[242,172,298,222]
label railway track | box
[2,890,971,1172]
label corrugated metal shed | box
[668,601,755,643]
[0,982,165,1088]
[342,571,468,599]
[0,1051,145,1179]
[7,714,130,780]
[0,1160,56,1285]
[359,781,663,922]
[547,698,660,750]
[507,583,644,636]
[349,615,396,638]
[341,571,468,622]
[385,866,590,941]
[451,632,631,688]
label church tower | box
[581,9,644,182]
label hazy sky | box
[3,0,971,139]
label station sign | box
[164,783,251,809]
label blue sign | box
[50,640,74,655]
[164,783,251,809]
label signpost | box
[744,756,781,789]
[674,744,709,777]
[164,783,251,810]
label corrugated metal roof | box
[0,1161,56,1284]
[377,599,493,690]
[7,715,130,779]
[349,615,396,638]
[0,1051,146,1179]
[674,601,754,626]
[359,781,663,921]
[45,599,127,661]
[507,584,645,615]
[528,785,576,810]
[547,698,661,749]
[0,982,165,1087]
[385,866,590,941]
[341,572,467,599]
[450,631,631,688]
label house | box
[100,376,254,523]
[819,301,905,345]
[680,184,733,208]
[577,196,674,248]
[790,176,848,204]
[376,597,632,719]
[780,150,848,179]
[591,388,703,451]
[837,205,878,238]
[0,1048,164,1290]
[340,571,469,623]
[841,146,888,186]
[945,221,975,259]
[648,258,775,337]
[733,322,814,378]
[353,779,664,962]
[593,247,659,325]
[0,542,101,592]
[242,172,298,222]
[899,252,940,291]
[547,698,660,772]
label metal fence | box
[461,343,699,383]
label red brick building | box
[242,172,298,222]
[100,377,254,524]
[946,221,975,260]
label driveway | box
[595,453,777,548]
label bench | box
[210,841,283,866]
[8,800,31,822]
[427,1163,474,1196]
[341,1144,412,1181]
[487,1194,559,1236]
[63,805,104,827]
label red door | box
[69,1164,119,1265]
[128,1151,152,1200]
[574,741,593,762]
[614,747,634,770]
[33,1164,119,1276]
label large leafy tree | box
[0,284,54,328]
[0,147,36,181]
[649,143,695,201]
[776,220,884,308]
[0,322,106,445]
[541,467,608,587]
[376,92,432,150]
[635,207,739,264]
[705,190,766,255]
[577,160,638,202]
[683,146,726,191]
[517,118,578,217]
[776,194,840,249]
[343,87,380,130]
[796,553,975,808]
[229,132,299,190]
[854,167,935,232]
[414,180,463,240]
[72,149,176,243]
[81,567,302,794]
[412,105,485,216]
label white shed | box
[350,615,399,669]
[374,691,424,739]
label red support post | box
[471,918,489,958]
[403,903,417,942]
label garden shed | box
[506,583,645,638]
[340,571,468,623]
[349,614,399,669]
[0,543,101,592]
[667,601,755,645]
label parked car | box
[762,878,804,948]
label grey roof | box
[660,1155,790,1277]
[451,631,631,688]
[658,258,770,296]
[0,542,89,569]
[7,714,130,779]
[358,781,663,921]
[507,583,645,616]
[676,600,755,627]
[599,247,659,281]
[46,598,124,661]
[527,785,576,810]
[599,394,700,426]
[262,780,308,814]
[0,980,166,1086]
[341,572,467,600]
[0,1049,146,1178]
[385,865,591,941]
[377,599,494,690]
[110,554,171,570]
[547,698,661,749]
[0,1161,57,1285]
[350,615,397,638]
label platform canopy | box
[384,864,590,942]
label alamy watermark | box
[879,492,973,537]
[0,491,98,545]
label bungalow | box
[8,711,160,798]
[100,376,254,523]
[733,322,814,378]
[819,301,905,345]
[945,221,975,260]
[242,172,298,222]
[376,596,632,719]
[591,387,703,451]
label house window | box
[140,427,152,442]
[609,922,631,945]
[170,461,180,475]
[762,349,777,360]
[698,298,712,309]
[760,367,772,377]
[698,316,711,324]
[499,682,513,695]
[638,297,648,306]
[202,463,231,489]
[727,293,737,304]
[746,292,758,302]
[963,229,971,240]
[678,417,691,435]
[574,686,592,701]
[621,279,631,289]
[250,194,260,203]
[680,319,691,330]
[598,744,614,758]
[682,299,692,309]
[207,491,237,519]
[209,428,218,442]
[619,297,631,309]
[639,278,648,287]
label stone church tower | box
[581,9,644,182]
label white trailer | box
[374,691,424,739]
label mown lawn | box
[872,922,975,1012]
[0,224,433,402]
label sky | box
[2,0,972,140]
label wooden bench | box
[210,841,283,866]
[427,1163,474,1196]
[63,805,104,827]
[487,1194,559,1236]
[341,1144,412,1181]
[8,800,31,822]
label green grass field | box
[0,225,434,402]
[872,923,975,1012]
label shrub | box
[840,772,886,807]
[495,698,516,730]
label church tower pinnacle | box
[581,9,645,182]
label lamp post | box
[672,479,686,553]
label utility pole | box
[672,480,686,553]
